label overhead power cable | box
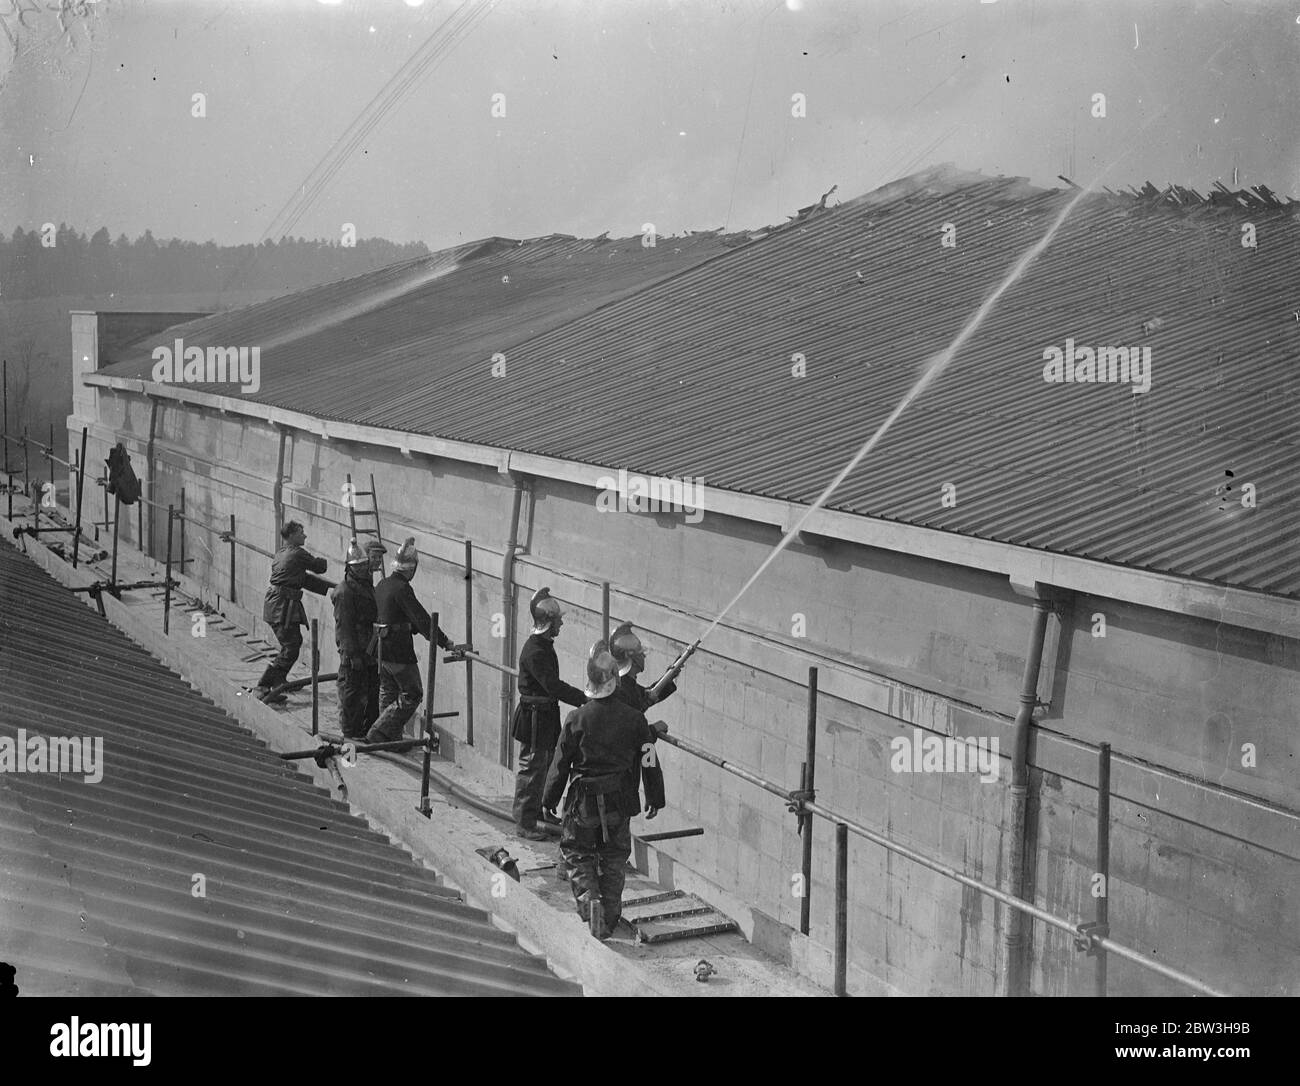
[222,0,495,291]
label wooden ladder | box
[346,471,384,554]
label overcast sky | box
[2,0,1295,249]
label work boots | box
[574,888,597,923]
[365,706,405,745]
[255,686,287,705]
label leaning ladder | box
[346,472,384,552]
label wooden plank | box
[620,888,686,909]
[631,911,738,944]
[622,900,715,924]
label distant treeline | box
[0,226,431,298]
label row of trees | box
[0,226,431,298]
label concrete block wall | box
[69,389,1300,996]
[1027,765,1299,997]
[1057,595,1299,808]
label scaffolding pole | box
[656,729,1228,998]
[1095,742,1112,998]
[419,609,440,817]
[163,505,175,634]
[464,540,474,747]
[109,494,120,588]
[834,822,848,997]
[72,428,87,568]
[800,666,818,936]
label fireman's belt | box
[519,695,556,705]
[576,772,624,796]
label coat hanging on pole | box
[105,443,141,505]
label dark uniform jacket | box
[543,696,666,817]
[372,572,451,664]
[613,671,675,713]
[333,569,378,662]
[511,633,587,749]
[263,545,328,627]
[612,671,674,804]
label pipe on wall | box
[272,424,287,544]
[498,474,529,767]
[1000,593,1053,997]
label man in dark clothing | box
[608,622,673,862]
[365,537,454,744]
[543,642,666,939]
[609,621,678,714]
[511,587,586,840]
[333,537,385,739]
[255,521,328,703]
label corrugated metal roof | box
[100,168,1300,598]
[0,539,577,996]
[102,231,736,426]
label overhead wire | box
[273,0,495,242]
[222,0,495,291]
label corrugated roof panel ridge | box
[0,539,578,997]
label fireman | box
[607,622,671,870]
[365,537,455,744]
[608,621,678,715]
[511,587,586,841]
[543,642,666,939]
[255,521,328,704]
[333,537,385,739]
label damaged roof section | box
[99,166,1300,598]
[99,228,738,427]
[0,539,577,997]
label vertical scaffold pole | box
[72,428,87,568]
[46,421,54,525]
[311,619,320,738]
[800,666,819,935]
[834,821,848,997]
[109,494,120,588]
[1095,742,1112,998]
[418,609,440,818]
[23,427,33,532]
[464,540,475,747]
[163,505,175,635]
[228,513,237,604]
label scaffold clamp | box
[1073,921,1109,955]
[786,788,814,824]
